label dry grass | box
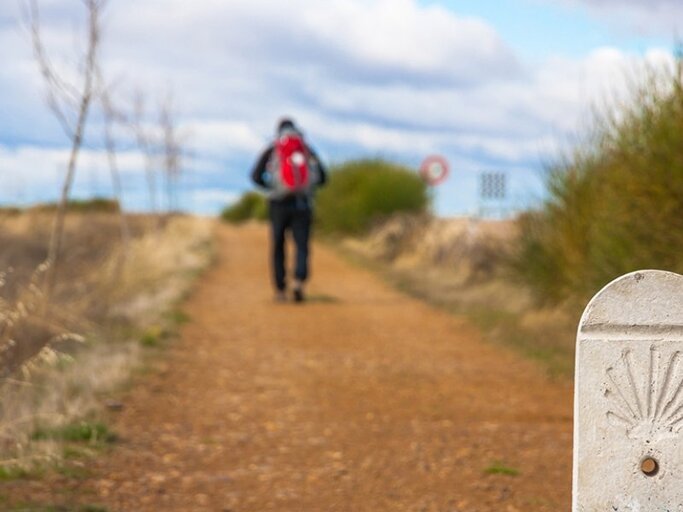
[344,214,520,304]
[0,343,139,469]
[0,212,213,471]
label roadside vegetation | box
[221,191,268,224]
[316,159,429,233]
[513,64,683,306]
[0,207,212,474]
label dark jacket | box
[251,143,327,204]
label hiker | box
[251,118,327,302]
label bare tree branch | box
[26,0,107,299]
[130,90,159,214]
[159,92,183,213]
[97,68,130,264]
[26,0,76,138]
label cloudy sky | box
[0,0,678,215]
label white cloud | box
[191,188,240,205]
[0,145,146,181]
[298,0,520,85]
[554,0,683,34]
[294,45,675,163]
[185,120,265,156]
[105,0,519,87]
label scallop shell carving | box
[605,346,683,439]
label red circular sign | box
[420,155,449,186]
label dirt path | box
[5,224,573,511]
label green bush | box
[514,66,683,305]
[316,159,429,234]
[221,192,268,224]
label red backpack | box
[273,133,311,194]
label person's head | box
[277,117,298,137]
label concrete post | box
[573,270,683,511]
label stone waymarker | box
[574,270,683,511]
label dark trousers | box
[269,199,312,291]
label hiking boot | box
[293,282,305,303]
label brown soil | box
[2,224,573,511]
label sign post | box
[419,156,449,187]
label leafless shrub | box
[159,92,184,213]
[131,91,160,214]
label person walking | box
[251,118,327,303]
